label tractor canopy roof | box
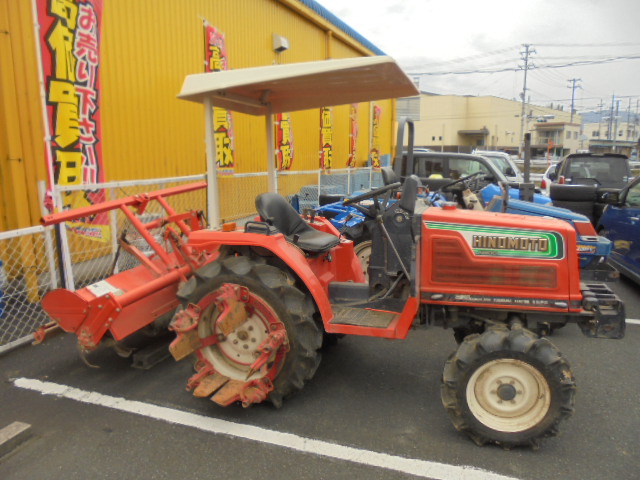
[177,56,418,115]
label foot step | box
[330,306,396,329]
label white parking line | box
[627,318,640,325]
[14,377,518,480]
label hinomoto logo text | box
[425,222,564,260]
[472,235,549,252]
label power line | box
[407,54,640,76]
[537,53,640,60]
[401,46,519,69]
[535,42,640,47]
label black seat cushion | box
[399,175,420,212]
[255,193,340,253]
[381,166,399,186]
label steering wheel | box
[342,182,402,217]
[440,171,487,193]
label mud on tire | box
[177,255,323,408]
[441,325,576,448]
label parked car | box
[597,175,640,284]
[394,151,550,205]
[549,152,631,188]
[540,163,558,196]
[549,153,632,224]
[473,150,524,182]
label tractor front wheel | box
[441,325,576,448]
[170,256,322,408]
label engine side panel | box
[420,206,583,311]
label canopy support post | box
[204,96,221,228]
[266,105,277,193]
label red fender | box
[187,229,360,324]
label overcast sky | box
[317,0,640,115]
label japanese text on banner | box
[36,0,109,241]
[320,107,333,170]
[276,113,294,170]
[370,105,382,169]
[204,22,234,174]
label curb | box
[0,421,32,458]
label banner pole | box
[30,0,56,208]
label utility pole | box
[634,99,639,141]
[608,95,615,141]
[613,99,620,152]
[519,44,535,157]
[567,78,582,123]
[627,98,632,141]
[597,100,604,138]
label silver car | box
[473,150,523,182]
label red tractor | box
[41,57,625,448]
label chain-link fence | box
[53,175,208,291]
[281,167,383,211]
[0,168,381,351]
[0,225,59,352]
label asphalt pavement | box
[0,277,639,480]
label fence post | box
[0,260,5,319]
[37,181,58,290]
[54,188,75,291]
[109,188,119,274]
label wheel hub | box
[466,358,551,433]
[496,383,517,401]
[218,318,269,365]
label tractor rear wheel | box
[353,240,372,281]
[441,325,575,448]
[171,256,322,408]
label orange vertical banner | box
[204,22,234,174]
[320,107,333,170]
[275,113,294,170]
[348,104,358,167]
[370,104,382,169]
[36,0,109,241]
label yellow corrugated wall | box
[0,0,396,229]
[0,0,47,231]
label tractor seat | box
[381,166,399,185]
[255,192,340,253]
